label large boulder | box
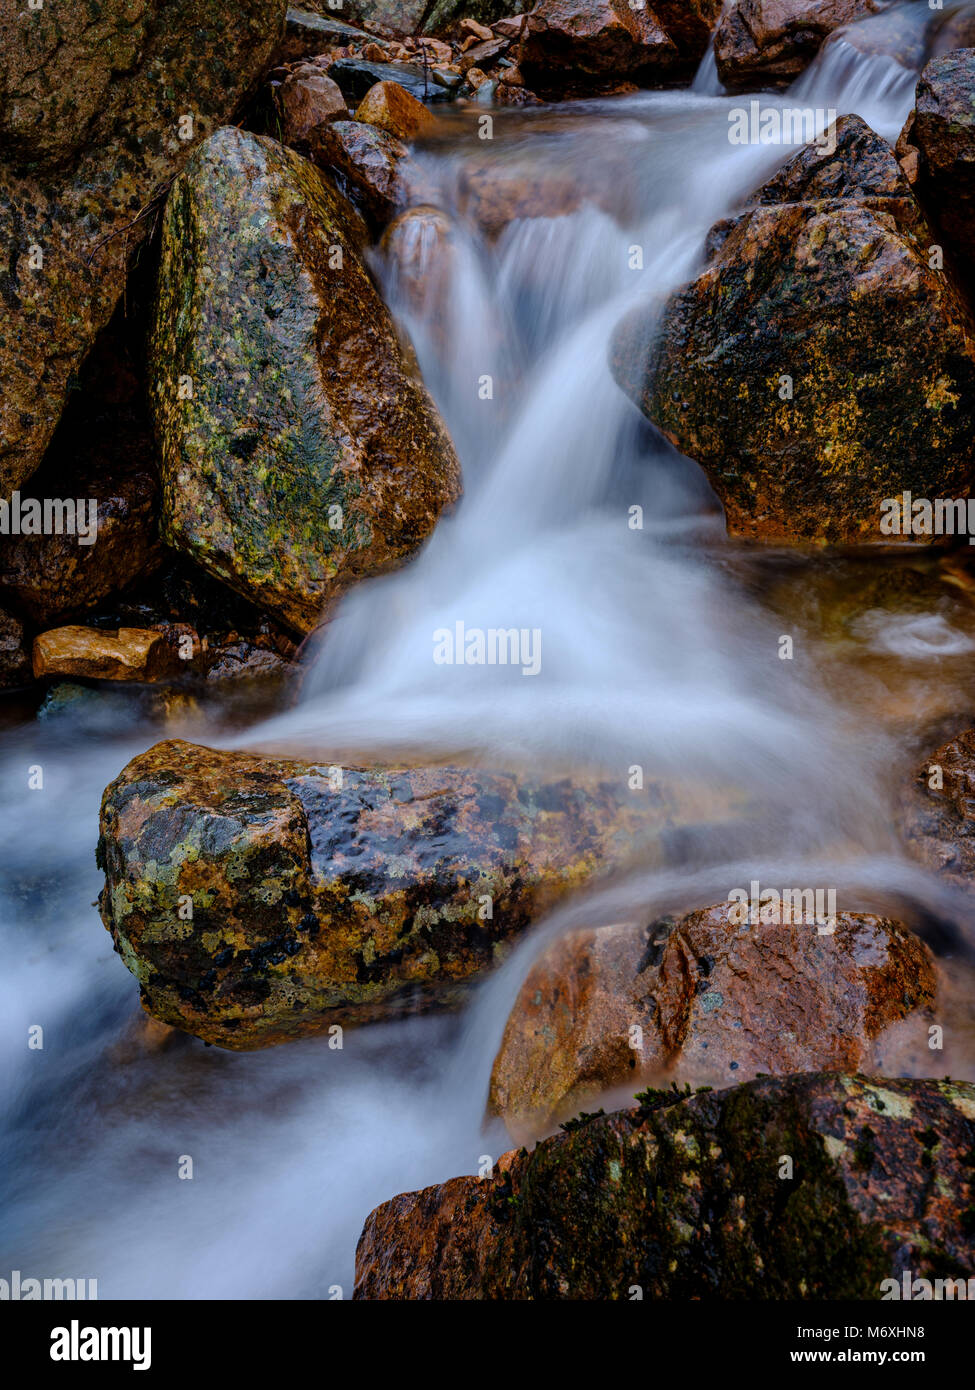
[96,739,702,1048]
[714,0,884,90]
[0,0,286,500]
[490,906,936,1139]
[149,127,459,634]
[611,115,975,545]
[517,0,682,91]
[354,1073,975,1298]
[910,51,975,289]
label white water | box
[3,8,975,1298]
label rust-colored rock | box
[611,115,975,545]
[311,119,437,224]
[354,1073,975,1299]
[354,80,435,139]
[518,0,680,91]
[902,725,975,888]
[96,739,713,1049]
[274,65,348,145]
[490,906,936,1138]
[911,51,975,290]
[32,627,177,682]
[714,0,884,91]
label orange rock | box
[354,80,435,140]
[32,626,177,682]
[460,18,493,42]
[489,905,937,1139]
[274,66,348,145]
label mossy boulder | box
[490,906,937,1140]
[0,0,286,499]
[354,1072,975,1298]
[611,115,975,546]
[96,739,703,1048]
[148,127,459,633]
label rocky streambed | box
[3,0,975,1302]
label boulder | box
[910,51,975,289]
[611,115,975,545]
[517,0,681,91]
[0,0,286,500]
[311,118,437,222]
[271,8,374,66]
[902,725,975,888]
[274,65,348,145]
[423,1,526,35]
[0,609,31,690]
[327,57,444,104]
[32,626,178,683]
[490,906,936,1138]
[149,127,459,635]
[97,739,727,1048]
[354,79,435,138]
[355,1072,975,1299]
[714,0,884,91]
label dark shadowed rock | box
[354,1073,975,1298]
[910,50,975,289]
[490,906,937,1138]
[149,127,459,634]
[611,115,975,545]
[97,739,701,1048]
[518,0,681,91]
[0,609,31,690]
[0,0,286,499]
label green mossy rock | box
[611,115,975,546]
[149,127,460,633]
[97,739,694,1048]
[354,1072,975,1298]
[0,0,287,498]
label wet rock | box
[272,8,374,66]
[311,118,437,223]
[611,115,975,545]
[97,739,720,1048]
[0,0,286,501]
[518,0,680,91]
[422,2,525,36]
[902,725,975,887]
[458,37,510,72]
[714,0,884,91]
[33,626,178,683]
[344,0,429,35]
[0,609,31,690]
[910,51,975,290]
[274,65,348,144]
[354,1072,975,1298]
[490,906,936,1139]
[649,0,723,58]
[205,640,290,683]
[355,80,435,139]
[149,127,459,635]
[457,156,583,236]
[328,58,445,105]
[381,206,460,358]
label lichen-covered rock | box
[149,127,459,634]
[354,1073,975,1299]
[355,80,435,139]
[490,907,936,1139]
[311,118,436,224]
[96,739,732,1048]
[0,0,286,499]
[517,0,681,91]
[0,608,31,690]
[611,115,975,545]
[714,0,884,91]
[902,725,975,888]
[911,51,975,289]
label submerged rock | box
[490,907,936,1139]
[354,1072,975,1298]
[149,127,459,634]
[714,0,884,91]
[0,0,286,500]
[97,740,723,1049]
[611,115,975,545]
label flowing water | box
[3,6,975,1297]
